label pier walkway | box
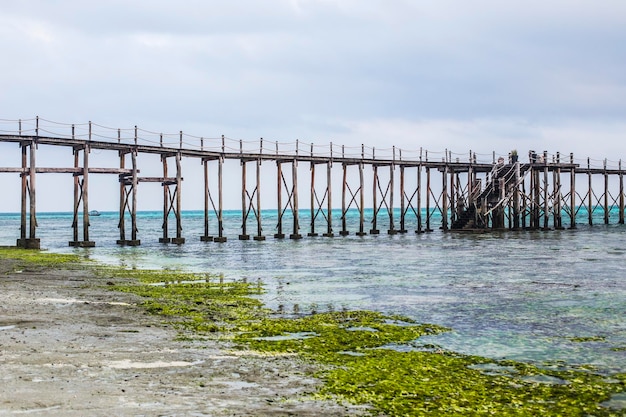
[1,117,624,248]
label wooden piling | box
[618,159,624,224]
[388,164,396,235]
[587,158,594,226]
[275,162,285,239]
[29,142,37,243]
[309,161,317,237]
[357,162,366,236]
[399,165,407,233]
[513,162,521,230]
[340,163,348,236]
[569,153,576,229]
[543,152,550,230]
[239,160,250,240]
[254,158,265,241]
[425,167,433,232]
[290,160,302,239]
[20,144,27,242]
[159,155,171,243]
[69,145,95,247]
[17,140,41,249]
[370,165,379,234]
[172,152,184,244]
[72,147,80,243]
[323,161,334,237]
[441,163,448,231]
[449,169,456,227]
[83,145,91,243]
[117,151,127,244]
[604,159,609,225]
[130,150,139,244]
[215,156,227,242]
[200,159,213,242]
[553,154,563,230]
[416,162,423,233]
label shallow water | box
[1,209,625,375]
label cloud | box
[0,0,625,157]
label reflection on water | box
[0,210,624,375]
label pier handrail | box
[0,116,583,167]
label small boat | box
[89,210,101,217]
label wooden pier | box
[1,117,625,249]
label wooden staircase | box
[451,162,524,230]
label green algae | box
[235,313,626,416]
[567,335,607,343]
[4,249,624,416]
[113,271,625,416]
[110,273,267,335]
[0,247,84,268]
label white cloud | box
[1,0,625,175]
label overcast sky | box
[1,1,625,211]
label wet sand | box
[0,259,367,416]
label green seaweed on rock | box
[235,312,626,416]
[5,249,623,416]
[0,247,84,268]
[112,271,626,416]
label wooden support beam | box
[254,158,265,241]
[370,165,379,234]
[160,156,170,243]
[399,165,407,233]
[570,153,576,229]
[275,161,284,239]
[387,164,396,235]
[604,159,609,225]
[543,154,550,230]
[358,162,365,236]
[513,162,520,230]
[83,145,91,243]
[214,156,227,242]
[323,161,334,237]
[239,160,250,240]
[449,169,456,228]
[200,159,213,242]
[131,150,139,244]
[416,163,423,233]
[441,163,448,231]
[587,158,593,226]
[290,160,301,239]
[340,164,349,236]
[619,159,624,224]
[69,145,95,247]
[116,150,140,246]
[308,162,317,237]
[425,167,433,232]
[172,153,185,244]
[18,144,27,246]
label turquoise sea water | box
[1,209,625,377]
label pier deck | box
[1,117,624,248]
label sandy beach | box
[0,258,366,416]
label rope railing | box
[0,116,622,167]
